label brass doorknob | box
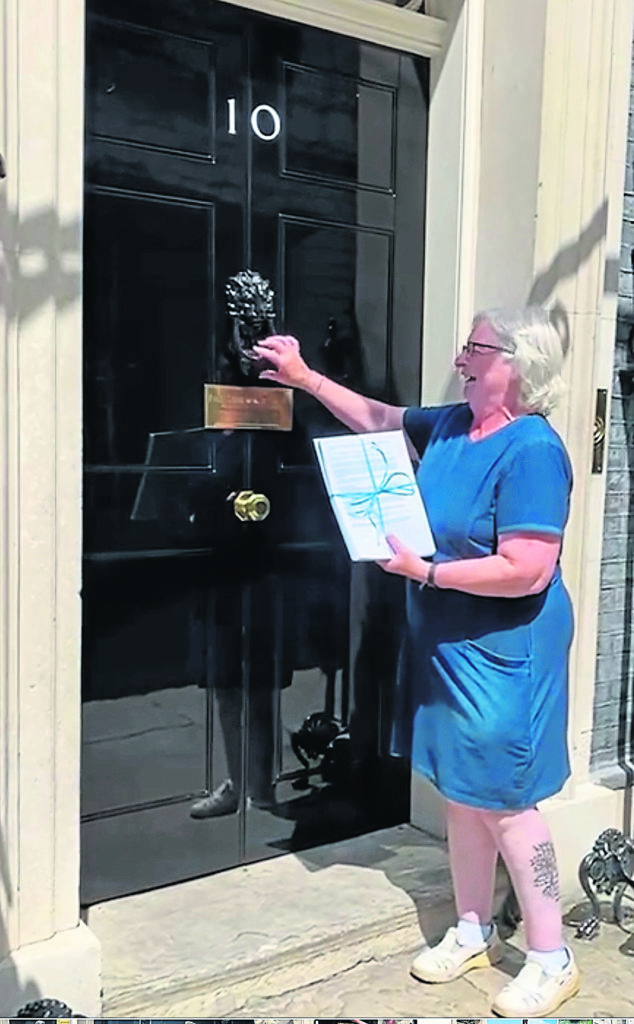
[232,490,270,522]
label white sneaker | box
[410,924,503,983]
[491,948,580,1016]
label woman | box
[252,306,578,1017]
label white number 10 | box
[227,98,281,141]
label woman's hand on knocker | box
[253,334,313,390]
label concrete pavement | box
[228,919,634,1019]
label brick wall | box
[591,42,634,779]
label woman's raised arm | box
[253,335,406,435]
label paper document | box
[313,430,436,562]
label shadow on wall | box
[0,204,82,324]
[527,199,609,305]
[439,197,609,404]
[0,140,82,332]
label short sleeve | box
[496,440,572,537]
[403,405,447,457]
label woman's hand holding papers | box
[376,534,430,585]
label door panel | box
[81,558,209,814]
[282,63,396,191]
[83,190,215,466]
[280,217,392,392]
[88,18,217,157]
[81,0,428,903]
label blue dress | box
[392,403,574,810]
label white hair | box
[472,306,569,416]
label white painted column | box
[0,0,101,1012]
[532,0,634,884]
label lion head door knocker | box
[204,270,292,430]
[225,269,276,378]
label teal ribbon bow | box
[334,440,415,537]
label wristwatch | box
[419,561,437,590]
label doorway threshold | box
[86,823,509,1017]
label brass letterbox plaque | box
[204,384,293,431]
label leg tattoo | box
[530,840,560,901]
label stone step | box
[87,824,510,1017]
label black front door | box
[81,0,429,904]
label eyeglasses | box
[463,340,514,357]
